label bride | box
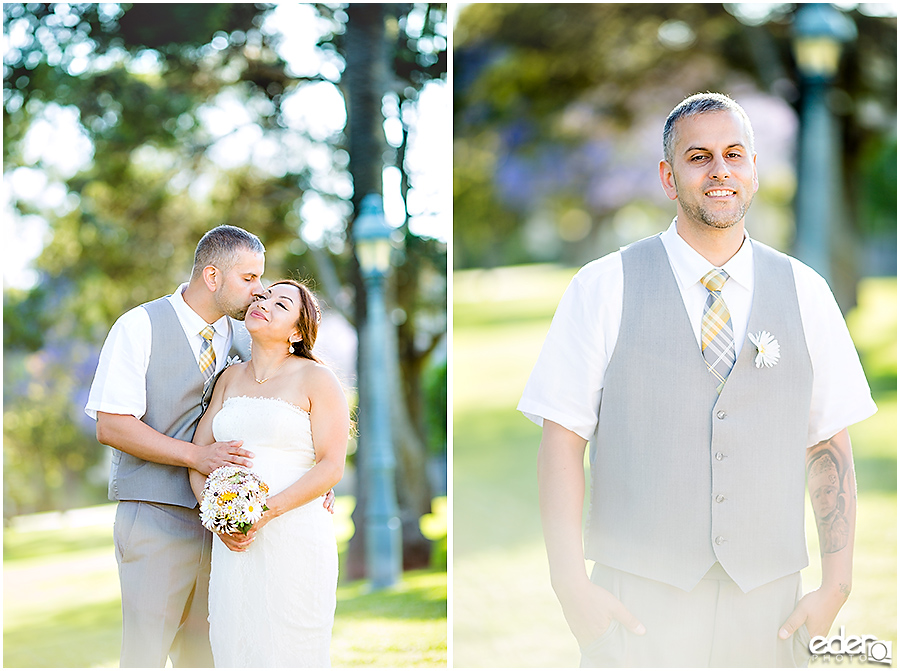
[189,279,350,667]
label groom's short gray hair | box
[191,225,265,279]
[662,92,755,165]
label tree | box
[3,1,448,577]
[339,2,448,575]
[453,3,896,307]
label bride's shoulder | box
[220,360,249,381]
[213,360,249,393]
[298,360,345,396]
[297,359,335,381]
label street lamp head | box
[353,193,394,277]
[792,4,858,79]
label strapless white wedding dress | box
[208,395,338,668]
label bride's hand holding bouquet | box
[197,465,272,552]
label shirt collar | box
[172,283,231,337]
[659,219,753,292]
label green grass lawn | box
[453,266,897,668]
[3,496,447,668]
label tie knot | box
[200,325,215,342]
[701,269,729,293]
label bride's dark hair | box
[269,279,323,364]
[271,278,359,438]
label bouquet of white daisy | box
[199,466,270,535]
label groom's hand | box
[779,585,849,640]
[194,440,254,475]
[323,489,336,514]
[555,575,645,648]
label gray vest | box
[586,236,813,593]
[107,297,251,508]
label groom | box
[519,93,876,666]
[86,225,264,667]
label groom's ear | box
[202,265,219,291]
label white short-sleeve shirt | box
[518,221,877,448]
[85,284,234,421]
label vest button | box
[716,410,726,420]
[715,452,725,461]
[715,535,726,545]
[715,494,726,503]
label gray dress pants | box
[580,562,812,667]
[114,500,214,667]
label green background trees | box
[452,4,895,665]
[454,3,896,308]
[4,2,448,574]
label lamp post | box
[791,3,856,285]
[352,193,402,589]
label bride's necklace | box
[251,356,291,384]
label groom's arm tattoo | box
[806,434,854,555]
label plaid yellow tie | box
[198,325,216,381]
[700,269,735,393]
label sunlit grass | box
[3,496,446,668]
[453,265,896,667]
[4,526,120,668]
[334,570,447,667]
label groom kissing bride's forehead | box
[86,224,265,667]
[85,225,350,667]
[188,225,267,323]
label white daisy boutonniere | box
[224,355,243,369]
[748,331,780,368]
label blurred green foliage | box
[423,358,447,455]
[847,277,898,394]
[3,4,448,534]
[454,3,897,275]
